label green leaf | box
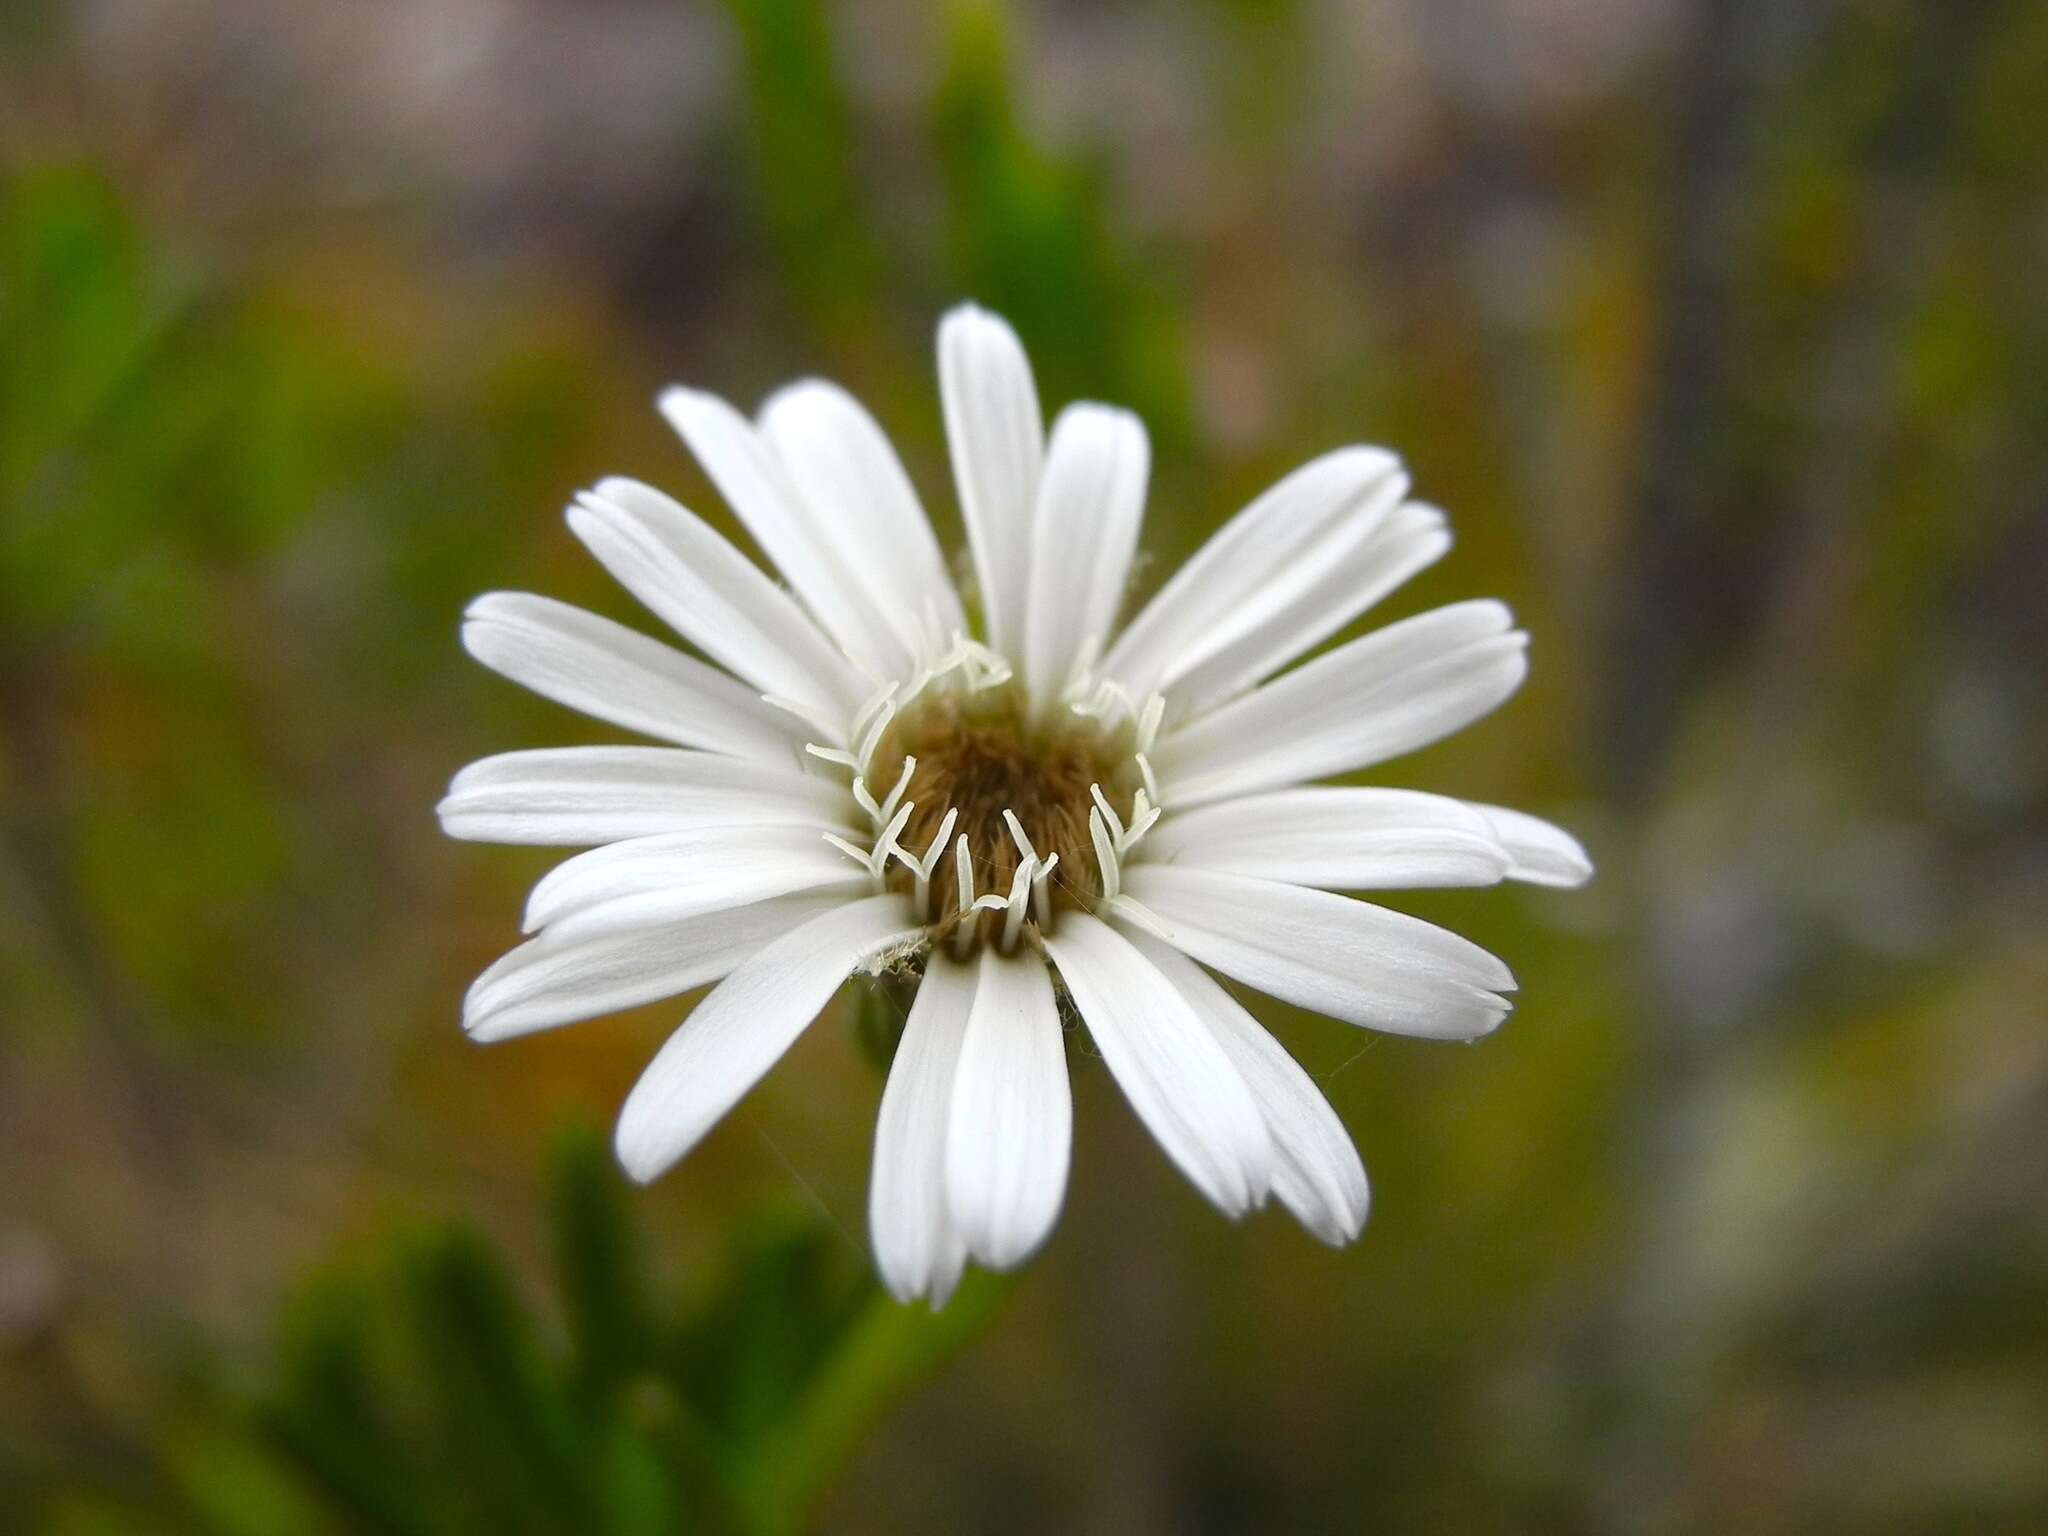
[261,1271,442,1536]
[550,1120,657,1406]
[160,1414,339,1536]
[403,1227,596,1533]
[723,0,878,330]
[233,1141,1015,1536]
[931,0,1186,437]
[729,1268,1016,1536]
[669,1211,869,1448]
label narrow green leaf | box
[260,1273,441,1536]
[731,1268,1017,1536]
[723,0,878,329]
[550,1119,657,1405]
[404,1227,595,1533]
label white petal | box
[946,950,1072,1269]
[659,390,907,678]
[1154,600,1528,807]
[1101,447,1403,699]
[1144,787,1511,890]
[1163,500,1447,719]
[758,379,966,653]
[568,479,866,739]
[1464,802,1595,887]
[1041,913,1273,1217]
[521,825,864,936]
[1116,865,1513,1040]
[615,894,920,1183]
[1121,929,1369,1245]
[869,954,976,1306]
[461,593,802,761]
[463,892,846,1042]
[1023,404,1150,704]
[438,747,853,846]
[939,304,1044,660]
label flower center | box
[868,685,1143,948]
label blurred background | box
[3,0,2045,1530]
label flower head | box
[443,304,1591,1304]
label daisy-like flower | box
[442,304,1590,1305]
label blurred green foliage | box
[932,1,1186,437]
[0,162,608,1048]
[724,0,878,336]
[17,1125,1006,1535]
[3,0,2046,1530]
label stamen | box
[887,806,958,920]
[1088,783,1126,846]
[853,698,898,778]
[851,775,881,824]
[1031,852,1059,927]
[900,634,1014,713]
[1134,693,1166,754]
[1087,781,1158,867]
[950,833,978,958]
[1063,634,1104,699]
[875,800,915,870]
[874,755,917,825]
[953,834,975,914]
[1134,751,1161,806]
[822,831,872,871]
[919,808,961,879]
[849,680,900,745]
[1088,807,1121,905]
[804,742,861,772]
[1064,678,1121,721]
[881,633,1011,736]
[951,635,1013,690]
[1001,808,1040,865]
[1104,890,1165,939]
[823,799,915,886]
[1124,788,1160,847]
[862,662,1149,942]
[999,858,1037,953]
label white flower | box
[442,303,1592,1305]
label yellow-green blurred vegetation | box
[3,0,2045,1530]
